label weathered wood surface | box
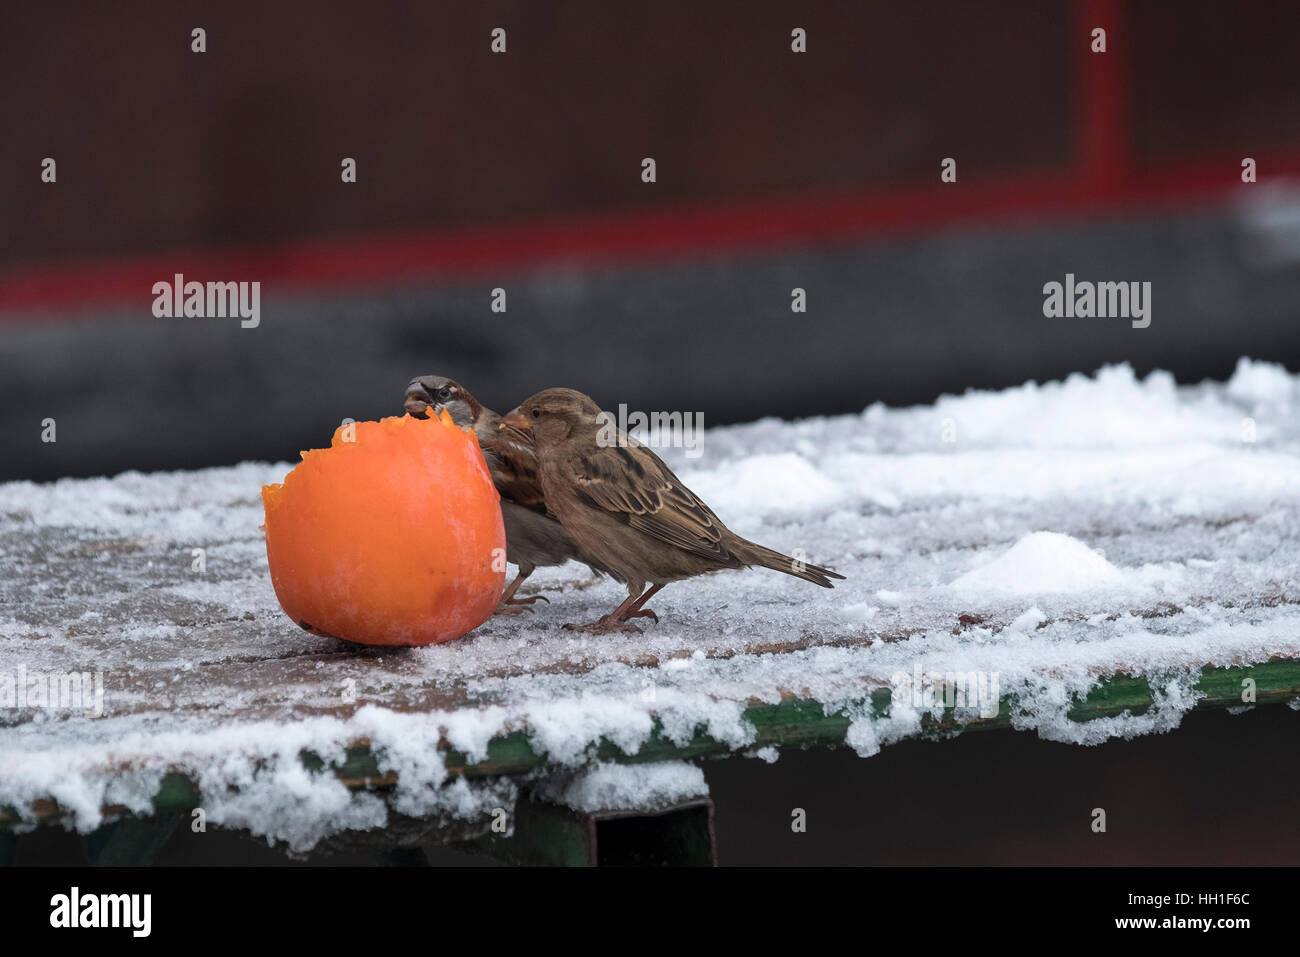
[3,365,1300,843]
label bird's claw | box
[561,606,657,633]
[494,594,551,616]
[493,603,536,616]
[562,618,642,634]
[506,594,550,605]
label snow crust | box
[1,360,1297,850]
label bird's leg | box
[618,583,664,624]
[494,566,549,615]
[563,585,654,634]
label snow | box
[686,452,847,513]
[537,761,707,813]
[950,532,1125,594]
[1225,356,1296,410]
[1,359,1299,851]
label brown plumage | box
[403,376,609,613]
[501,388,844,633]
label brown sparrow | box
[403,376,609,613]
[501,388,843,632]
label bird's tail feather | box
[744,543,845,588]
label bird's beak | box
[501,409,530,430]
[404,387,432,418]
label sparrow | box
[403,375,610,613]
[501,388,844,633]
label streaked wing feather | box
[568,444,732,562]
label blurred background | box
[3,0,1300,482]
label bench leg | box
[468,793,717,866]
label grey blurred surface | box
[5,202,1299,483]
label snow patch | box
[538,760,708,813]
[685,452,844,515]
[1226,357,1294,410]
[951,532,1125,595]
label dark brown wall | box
[1132,0,1300,163]
[8,2,1299,269]
[6,0,1076,264]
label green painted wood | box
[82,811,181,866]
[467,797,596,866]
[5,659,1299,833]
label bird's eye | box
[531,408,541,419]
[437,387,452,401]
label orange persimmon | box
[261,410,505,646]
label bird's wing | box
[565,442,733,562]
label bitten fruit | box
[262,410,505,646]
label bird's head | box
[403,375,480,428]
[502,388,603,446]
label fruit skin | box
[262,410,505,646]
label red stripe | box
[1,154,1294,321]
[1078,0,1129,188]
